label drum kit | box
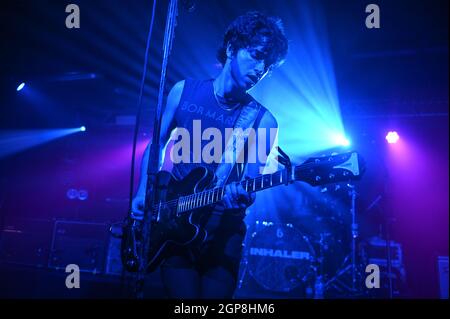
[237,183,368,298]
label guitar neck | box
[173,151,363,215]
[176,169,291,214]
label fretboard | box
[155,151,362,217]
[176,169,290,214]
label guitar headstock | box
[295,152,365,186]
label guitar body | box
[145,166,215,272]
[121,151,365,273]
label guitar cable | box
[121,0,157,298]
[128,0,157,216]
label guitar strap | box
[214,100,263,187]
[187,100,263,263]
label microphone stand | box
[134,0,179,299]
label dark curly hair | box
[217,11,289,70]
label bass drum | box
[246,223,316,292]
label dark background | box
[0,0,448,298]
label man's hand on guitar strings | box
[223,178,255,210]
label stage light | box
[80,126,86,132]
[16,82,25,91]
[386,131,399,144]
[66,188,79,200]
[334,135,351,147]
[78,189,89,201]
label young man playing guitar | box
[130,11,288,298]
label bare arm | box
[245,110,279,178]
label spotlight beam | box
[0,128,83,158]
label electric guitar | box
[121,151,365,273]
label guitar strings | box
[149,158,347,211]
[148,159,335,212]
[151,171,281,211]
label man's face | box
[230,45,271,91]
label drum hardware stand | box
[324,183,365,296]
[312,234,326,299]
[237,243,250,291]
[350,183,358,291]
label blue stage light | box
[66,188,79,200]
[16,82,26,91]
[0,128,85,158]
[334,135,351,147]
[78,189,89,201]
[80,126,86,132]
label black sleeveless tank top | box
[171,78,256,182]
[169,78,266,237]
